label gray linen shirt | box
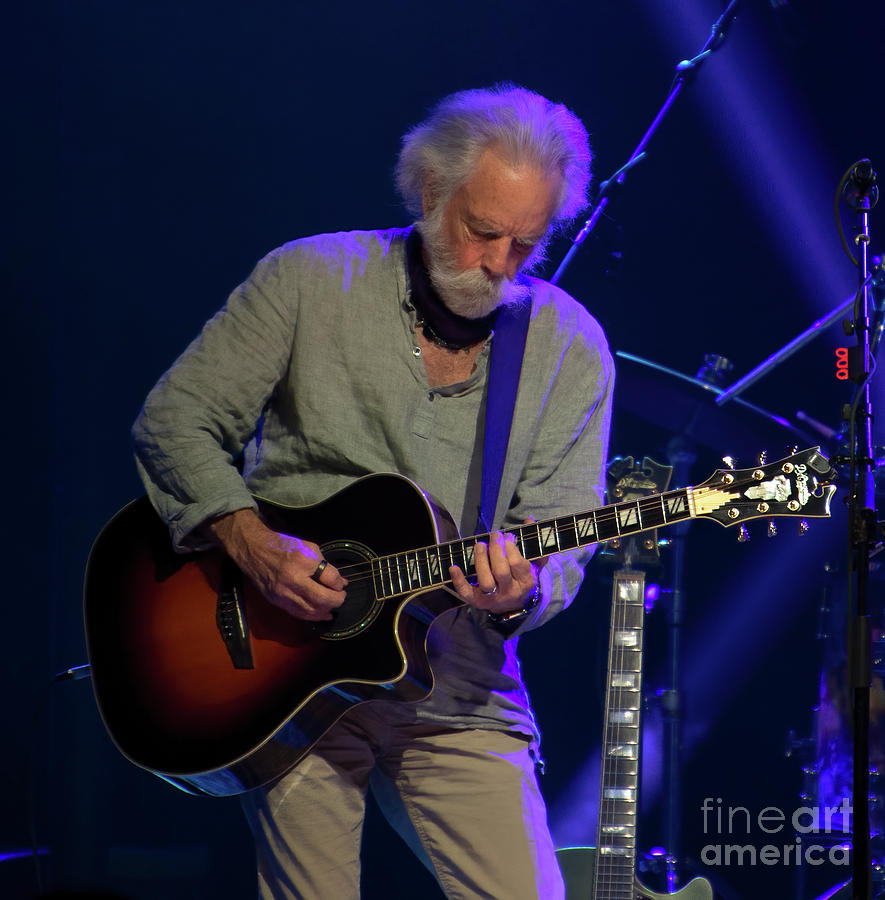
[132,227,614,743]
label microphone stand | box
[551,0,743,286]
[549,1,743,888]
[842,159,880,900]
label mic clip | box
[843,159,879,210]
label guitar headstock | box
[601,455,673,566]
[692,446,837,527]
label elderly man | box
[133,84,613,900]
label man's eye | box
[467,225,495,241]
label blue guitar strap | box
[476,298,532,535]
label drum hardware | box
[609,348,837,893]
[785,727,818,805]
[744,160,884,898]
[614,351,821,462]
[789,551,885,898]
[810,866,885,900]
[615,286,881,893]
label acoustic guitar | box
[84,447,835,797]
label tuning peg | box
[722,455,736,469]
[798,520,809,536]
[758,450,768,465]
[768,519,778,538]
[737,524,750,542]
[786,443,799,456]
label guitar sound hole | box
[312,540,383,640]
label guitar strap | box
[476,297,531,535]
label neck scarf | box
[405,229,497,350]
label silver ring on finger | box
[311,559,328,582]
[481,584,498,596]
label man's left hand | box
[449,524,541,616]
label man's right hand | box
[207,508,347,621]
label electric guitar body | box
[557,846,713,899]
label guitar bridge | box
[216,558,254,669]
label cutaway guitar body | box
[83,448,834,797]
[84,474,460,795]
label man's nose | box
[482,237,518,280]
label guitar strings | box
[329,490,691,580]
[328,486,761,591]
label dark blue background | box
[5,0,884,897]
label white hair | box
[395,83,592,231]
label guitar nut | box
[753,469,764,480]
[728,508,740,519]
[721,473,735,485]
[757,502,769,513]
[788,500,801,511]
[782,462,794,474]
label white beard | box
[417,216,531,320]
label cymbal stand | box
[714,295,856,408]
[658,355,738,890]
[660,431,697,892]
[713,264,884,410]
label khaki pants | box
[241,699,564,900]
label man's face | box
[421,148,562,319]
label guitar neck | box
[371,488,691,600]
[370,445,837,600]
[593,570,646,899]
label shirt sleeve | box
[132,247,297,551]
[494,296,615,638]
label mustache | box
[417,218,530,319]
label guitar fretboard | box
[370,488,692,600]
[594,571,645,900]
